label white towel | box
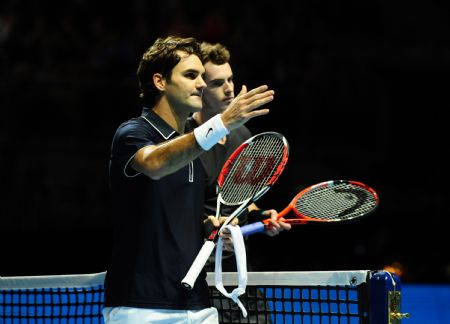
[214,225,248,318]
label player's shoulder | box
[118,116,150,131]
[118,116,146,129]
[113,117,151,140]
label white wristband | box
[194,114,230,150]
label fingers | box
[264,215,291,237]
[217,216,239,226]
[260,209,278,220]
[240,86,274,112]
[206,215,220,227]
[265,219,281,236]
[218,216,238,239]
[221,84,275,131]
[236,84,247,96]
[242,85,273,101]
[219,227,235,251]
[278,219,292,231]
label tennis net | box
[0,270,401,323]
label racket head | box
[217,132,289,206]
[287,180,379,223]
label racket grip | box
[240,222,266,237]
[181,241,215,289]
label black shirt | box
[104,108,210,310]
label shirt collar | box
[140,107,177,140]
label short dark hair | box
[200,42,230,65]
[137,36,201,107]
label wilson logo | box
[232,156,275,185]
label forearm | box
[131,132,203,179]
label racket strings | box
[221,135,286,204]
[295,183,377,220]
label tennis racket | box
[181,131,289,289]
[240,180,379,236]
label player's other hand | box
[203,216,238,251]
[262,209,291,237]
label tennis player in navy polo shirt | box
[103,36,275,323]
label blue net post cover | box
[369,270,402,323]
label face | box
[163,51,206,113]
[202,62,234,115]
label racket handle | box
[181,241,215,290]
[240,222,266,237]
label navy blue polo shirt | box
[104,107,210,310]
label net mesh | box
[1,271,371,323]
[1,285,103,323]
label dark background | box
[1,0,449,283]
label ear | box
[153,73,166,91]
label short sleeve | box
[111,120,155,177]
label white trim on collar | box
[141,115,176,140]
